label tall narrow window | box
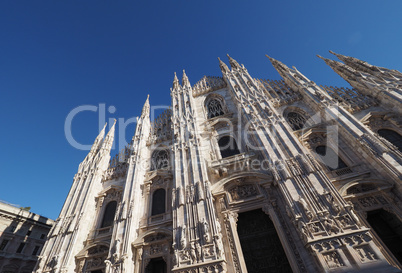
[286,112,307,131]
[151,150,169,171]
[101,201,117,228]
[0,239,9,251]
[16,242,25,253]
[315,145,348,170]
[32,246,40,256]
[151,189,166,216]
[218,136,240,158]
[207,99,225,119]
[378,129,402,152]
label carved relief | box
[228,184,258,201]
[322,251,345,268]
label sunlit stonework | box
[35,52,402,273]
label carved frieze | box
[228,184,258,201]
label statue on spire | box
[218,57,229,73]
[182,70,190,88]
[172,72,180,90]
[227,54,241,70]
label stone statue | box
[202,218,210,243]
[180,225,187,249]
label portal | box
[237,209,292,273]
[367,209,402,263]
[145,257,167,273]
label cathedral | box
[35,52,402,273]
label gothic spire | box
[101,119,116,152]
[182,69,191,88]
[218,57,229,74]
[227,54,241,70]
[90,123,107,154]
[172,72,180,90]
[329,50,370,71]
[141,94,150,118]
[317,54,358,78]
[329,50,402,78]
[266,54,291,74]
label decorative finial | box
[218,57,229,73]
[172,72,180,90]
[226,54,241,69]
[182,69,190,87]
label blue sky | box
[0,1,401,220]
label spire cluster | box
[171,70,192,91]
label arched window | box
[315,145,348,170]
[286,112,307,131]
[207,99,225,119]
[151,150,169,171]
[101,201,117,228]
[378,129,402,152]
[218,136,240,158]
[151,189,166,216]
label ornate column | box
[221,210,246,273]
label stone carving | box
[202,218,210,243]
[214,235,224,259]
[86,257,106,270]
[257,79,302,107]
[149,109,173,144]
[150,243,162,255]
[298,196,313,220]
[113,239,121,261]
[355,245,378,263]
[323,251,344,268]
[181,225,187,249]
[189,242,197,263]
[358,196,379,207]
[196,182,205,201]
[192,76,227,97]
[323,217,340,235]
[88,245,109,255]
[321,85,378,113]
[228,184,258,201]
[195,241,202,262]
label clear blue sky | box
[1,1,401,220]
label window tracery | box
[286,112,307,131]
[207,99,225,119]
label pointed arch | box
[283,107,311,131]
[132,228,173,246]
[339,179,393,197]
[211,172,274,194]
[101,201,117,228]
[204,93,227,119]
[378,129,402,152]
